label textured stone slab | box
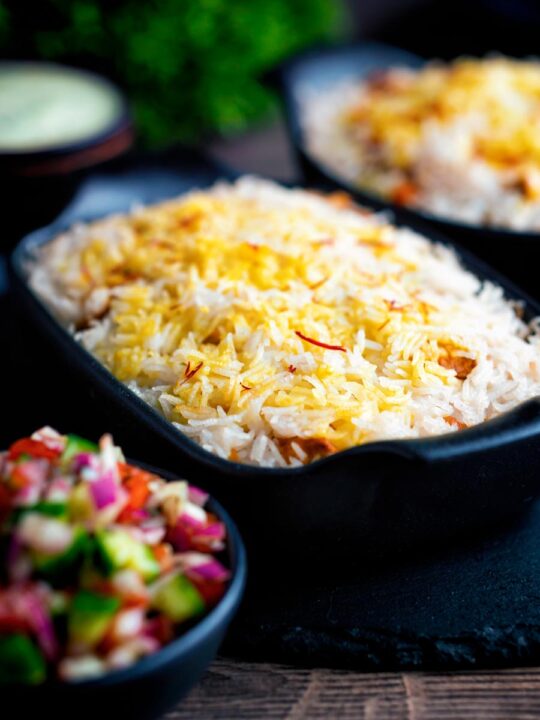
[226,505,540,670]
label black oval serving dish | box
[9,154,540,576]
[269,41,540,298]
[3,462,246,720]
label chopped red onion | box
[13,482,43,507]
[14,587,59,660]
[188,485,209,506]
[18,514,74,555]
[90,471,119,509]
[20,459,49,484]
[110,607,145,642]
[178,511,205,530]
[195,522,226,540]
[106,636,160,670]
[128,508,151,522]
[45,477,71,502]
[136,519,166,545]
[186,558,230,583]
[73,452,97,472]
[167,524,190,551]
[7,535,31,582]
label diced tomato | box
[8,439,59,462]
[118,463,154,483]
[144,615,174,645]
[122,595,149,609]
[152,543,174,573]
[0,613,29,634]
[119,465,152,507]
[0,483,12,513]
[188,577,226,606]
[85,578,116,597]
[10,465,30,489]
[117,464,152,523]
[10,460,48,490]
[127,480,150,510]
[116,507,142,524]
[0,589,32,634]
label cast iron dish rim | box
[272,39,540,241]
[6,461,247,689]
[10,179,540,478]
[0,60,132,160]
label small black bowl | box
[269,41,540,298]
[3,464,247,720]
[0,61,134,251]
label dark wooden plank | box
[406,669,540,719]
[167,660,540,720]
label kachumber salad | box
[301,56,540,230]
[29,178,540,468]
[0,427,229,683]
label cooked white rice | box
[301,57,540,230]
[29,177,540,467]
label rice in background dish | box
[301,57,540,230]
[29,177,540,467]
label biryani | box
[301,56,540,230]
[29,177,540,467]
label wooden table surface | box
[164,128,540,719]
[171,659,540,719]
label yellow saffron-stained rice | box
[302,57,540,230]
[30,178,540,467]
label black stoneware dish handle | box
[293,398,540,575]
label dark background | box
[2,0,540,148]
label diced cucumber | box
[68,590,120,647]
[68,483,94,522]
[61,434,97,466]
[50,591,69,616]
[13,501,68,523]
[0,634,47,684]
[33,527,89,586]
[29,501,67,518]
[95,529,160,583]
[152,573,205,623]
